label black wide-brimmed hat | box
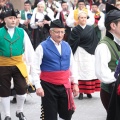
[50,19,65,28]
[3,8,17,18]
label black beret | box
[50,19,65,28]
[105,3,120,27]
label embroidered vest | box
[99,36,120,93]
[21,10,26,20]
[21,10,33,20]
[0,27,24,57]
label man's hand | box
[36,88,44,97]
[72,84,79,97]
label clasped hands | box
[36,20,50,27]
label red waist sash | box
[40,70,75,110]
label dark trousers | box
[0,66,27,97]
[100,89,111,112]
[107,76,120,120]
[40,80,74,120]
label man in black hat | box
[31,19,79,120]
[95,3,120,112]
[105,4,120,119]
[0,8,34,120]
[10,9,34,104]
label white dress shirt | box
[95,36,120,84]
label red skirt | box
[72,79,101,94]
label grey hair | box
[78,11,87,18]
[50,28,54,31]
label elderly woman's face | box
[78,12,87,26]
[37,4,44,12]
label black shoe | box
[16,112,26,120]
[4,116,11,120]
[10,97,17,104]
[78,93,83,100]
[87,94,92,98]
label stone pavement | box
[0,92,106,120]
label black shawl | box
[68,25,99,54]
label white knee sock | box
[16,94,26,113]
[1,97,10,117]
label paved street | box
[0,92,106,120]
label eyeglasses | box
[52,30,65,34]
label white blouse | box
[30,11,46,29]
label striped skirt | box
[72,79,101,94]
